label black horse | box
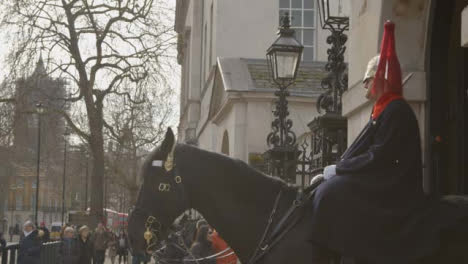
[128,128,468,263]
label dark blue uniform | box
[309,99,467,263]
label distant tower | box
[13,56,67,164]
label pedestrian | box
[57,226,80,264]
[59,223,71,239]
[38,222,50,242]
[0,231,6,257]
[185,225,216,264]
[92,222,109,264]
[108,233,118,264]
[77,225,93,264]
[17,221,42,264]
[117,230,129,264]
[14,223,20,237]
[8,226,14,241]
[210,229,238,264]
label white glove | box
[310,174,324,186]
[323,164,337,180]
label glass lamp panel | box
[326,0,349,18]
[267,53,277,80]
[275,51,300,79]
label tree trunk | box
[86,96,105,228]
[89,134,104,228]
[129,149,139,205]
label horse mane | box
[174,143,296,193]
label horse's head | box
[128,128,189,255]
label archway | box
[221,131,230,156]
[427,0,468,195]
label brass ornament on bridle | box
[175,175,182,184]
[157,143,182,193]
[158,183,171,192]
[144,215,162,253]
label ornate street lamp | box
[266,15,303,87]
[265,14,303,182]
[308,0,349,168]
[34,102,45,226]
[317,0,350,32]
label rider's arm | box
[335,102,409,175]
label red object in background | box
[211,230,238,264]
[103,208,128,230]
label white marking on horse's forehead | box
[152,160,163,167]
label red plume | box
[371,21,403,119]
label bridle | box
[132,147,191,254]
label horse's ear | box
[161,127,175,155]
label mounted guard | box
[307,21,468,263]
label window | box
[16,194,23,211]
[279,0,316,61]
[17,178,25,188]
[31,195,36,210]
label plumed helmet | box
[363,55,380,83]
[370,21,402,97]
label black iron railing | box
[40,241,61,264]
[1,241,61,264]
[1,243,19,264]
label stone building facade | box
[176,0,467,196]
[175,0,340,166]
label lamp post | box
[61,127,70,225]
[83,148,89,211]
[307,0,349,168]
[34,103,45,226]
[316,0,349,114]
[264,14,303,182]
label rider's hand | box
[310,174,324,186]
[323,164,337,180]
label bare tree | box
[105,78,175,207]
[0,0,176,226]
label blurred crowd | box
[1,217,240,264]
[2,220,138,264]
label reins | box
[247,173,325,264]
